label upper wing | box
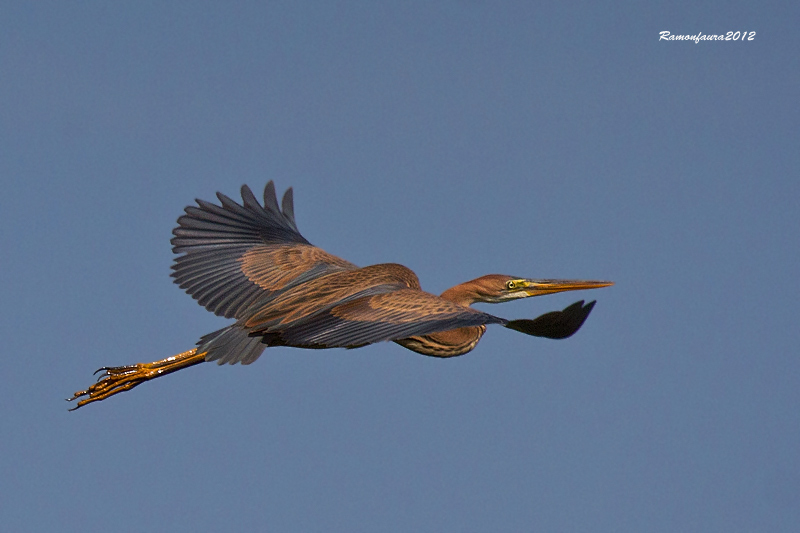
[504,300,597,339]
[171,182,357,319]
[247,287,506,349]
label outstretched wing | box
[247,287,506,349]
[504,300,596,339]
[171,182,357,319]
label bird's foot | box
[68,348,205,410]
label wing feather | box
[280,188,299,231]
[171,182,356,319]
[504,300,596,339]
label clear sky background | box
[2,2,798,532]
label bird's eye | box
[506,280,516,290]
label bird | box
[69,182,612,409]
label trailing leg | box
[68,348,208,410]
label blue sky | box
[2,2,798,531]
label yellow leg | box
[68,348,208,410]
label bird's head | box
[443,274,613,306]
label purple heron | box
[69,182,612,409]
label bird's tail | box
[197,324,266,365]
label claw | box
[68,349,207,410]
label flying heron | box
[69,182,612,409]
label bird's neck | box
[439,281,480,307]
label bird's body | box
[70,182,612,409]
[396,327,487,357]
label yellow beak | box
[521,279,614,297]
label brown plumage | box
[69,182,612,409]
